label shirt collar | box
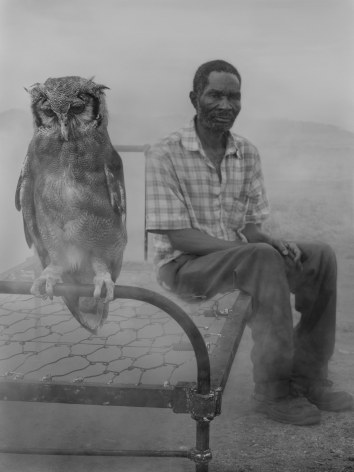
[180,117,241,159]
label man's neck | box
[195,119,228,151]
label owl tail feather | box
[62,273,109,334]
[63,295,109,334]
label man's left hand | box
[271,239,302,269]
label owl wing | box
[15,154,49,268]
[104,147,126,224]
[103,146,127,282]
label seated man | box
[145,59,352,425]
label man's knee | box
[301,242,337,267]
[249,242,284,265]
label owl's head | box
[26,76,109,141]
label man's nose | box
[219,97,232,109]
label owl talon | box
[30,279,48,299]
[93,273,115,303]
[31,266,63,300]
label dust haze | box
[0,0,353,272]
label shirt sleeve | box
[244,150,270,224]
[145,143,192,231]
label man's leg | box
[159,242,352,422]
[287,242,352,411]
[159,243,299,397]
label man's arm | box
[150,228,244,256]
[242,223,302,264]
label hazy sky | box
[1,0,353,131]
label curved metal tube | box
[0,281,211,395]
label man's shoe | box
[293,379,353,412]
[253,394,321,425]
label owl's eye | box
[70,103,85,114]
[43,108,56,118]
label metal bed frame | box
[0,146,251,471]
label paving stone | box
[57,329,91,344]
[169,360,197,384]
[2,297,42,312]
[0,294,18,304]
[29,355,89,380]
[151,334,180,348]
[164,350,195,365]
[86,346,122,363]
[122,346,150,358]
[49,318,85,334]
[21,341,50,353]
[149,347,169,353]
[33,303,63,315]
[106,329,136,346]
[28,332,63,343]
[140,365,175,385]
[128,339,153,348]
[138,323,163,338]
[18,345,71,374]
[136,304,162,316]
[133,353,164,369]
[0,311,28,325]
[39,314,72,327]
[10,326,52,342]
[108,305,136,317]
[54,362,107,381]
[163,320,184,335]
[112,368,141,385]
[2,319,35,334]
[0,353,33,375]
[108,357,133,373]
[0,342,23,359]
[70,343,105,356]
[114,299,144,308]
[148,312,171,321]
[96,322,121,338]
[120,318,151,330]
[81,372,114,384]
[0,308,12,316]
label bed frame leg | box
[193,420,212,471]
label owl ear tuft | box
[95,84,110,95]
[87,77,109,95]
[26,83,46,102]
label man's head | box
[190,59,242,132]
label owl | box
[15,76,127,333]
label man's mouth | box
[212,113,235,122]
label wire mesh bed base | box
[0,261,250,471]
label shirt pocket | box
[225,197,248,229]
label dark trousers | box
[158,242,337,398]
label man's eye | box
[70,103,85,114]
[43,108,55,117]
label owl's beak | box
[59,114,69,141]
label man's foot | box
[253,394,321,425]
[292,379,353,412]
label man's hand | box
[271,239,302,268]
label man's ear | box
[189,91,197,109]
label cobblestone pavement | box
[0,259,235,388]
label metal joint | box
[187,387,222,422]
[189,447,212,464]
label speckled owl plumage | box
[15,76,127,333]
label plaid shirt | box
[145,118,270,267]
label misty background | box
[0,0,353,273]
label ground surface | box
[0,247,353,472]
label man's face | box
[193,71,241,132]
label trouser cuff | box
[254,380,290,399]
